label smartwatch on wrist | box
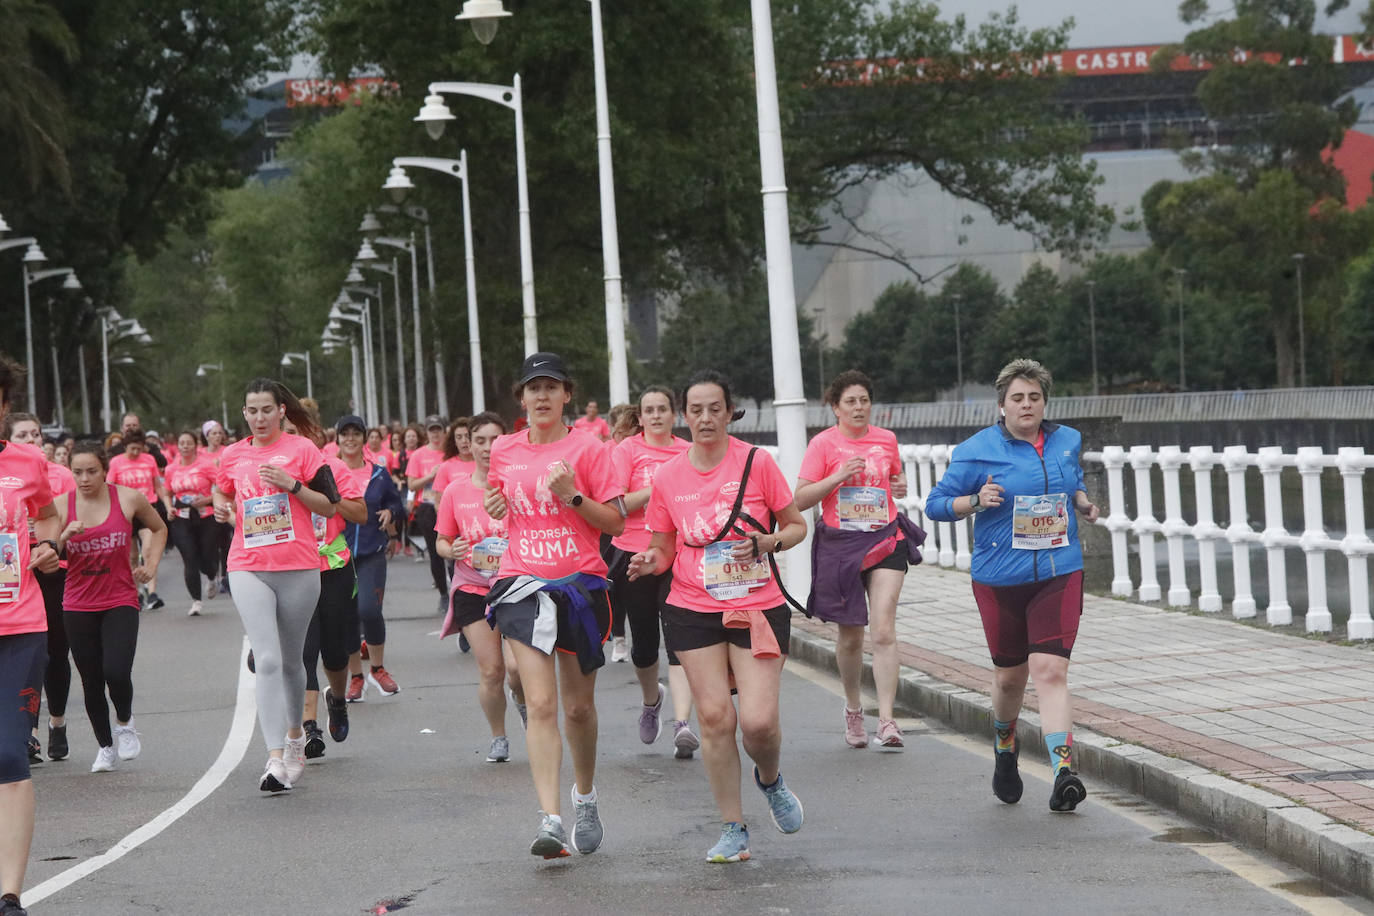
[291,480,303,495]
[567,492,583,508]
[969,493,986,513]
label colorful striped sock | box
[994,717,1017,754]
[1045,731,1073,774]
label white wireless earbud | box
[1000,408,1005,418]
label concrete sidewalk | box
[789,562,1374,898]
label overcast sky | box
[940,0,1366,46]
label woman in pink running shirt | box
[165,430,222,617]
[108,428,171,610]
[407,416,450,612]
[484,353,624,859]
[212,378,341,793]
[627,370,808,864]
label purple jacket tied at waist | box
[806,514,927,625]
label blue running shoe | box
[706,822,751,863]
[754,766,804,834]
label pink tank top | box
[64,485,139,612]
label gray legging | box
[228,569,321,752]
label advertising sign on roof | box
[285,78,399,107]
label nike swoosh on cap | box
[532,361,549,367]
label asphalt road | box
[20,552,1374,915]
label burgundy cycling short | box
[971,569,1084,668]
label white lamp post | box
[458,0,629,403]
[2,238,44,410]
[358,234,426,418]
[416,76,538,356]
[280,351,313,399]
[354,253,407,421]
[347,261,390,420]
[196,362,229,431]
[332,296,379,424]
[98,309,151,432]
[26,266,80,426]
[385,155,486,413]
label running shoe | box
[570,789,604,854]
[0,892,28,915]
[346,673,366,703]
[27,735,40,764]
[246,649,256,674]
[754,766,804,834]
[1049,768,1087,812]
[303,720,326,759]
[368,666,400,696]
[188,599,203,617]
[530,813,570,858]
[486,735,510,763]
[359,639,369,661]
[458,632,471,653]
[436,593,448,615]
[112,720,141,761]
[283,734,307,785]
[205,576,219,600]
[259,756,290,792]
[91,746,117,773]
[221,576,231,596]
[993,744,1023,805]
[611,636,628,663]
[876,718,904,749]
[706,822,751,863]
[639,682,665,745]
[511,688,527,731]
[147,591,165,610]
[672,720,700,759]
[47,723,68,761]
[325,687,350,741]
[844,705,868,748]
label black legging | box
[216,520,233,580]
[169,515,220,600]
[64,606,139,748]
[36,568,69,719]
[303,565,359,692]
[601,534,625,639]
[412,503,447,595]
[607,547,676,667]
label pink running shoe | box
[876,718,905,749]
[368,666,400,696]
[844,706,868,748]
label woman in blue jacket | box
[925,359,1099,812]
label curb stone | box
[788,627,1374,900]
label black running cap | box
[335,414,367,434]
[423,414,446,429]
[518,352,570,386]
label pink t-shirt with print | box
[108,452,160,503]
[610,433,689,554]
[166,456,216,519]
[487,428,622,580]
[215,433,329,573]
[0,442,55,635]
[433,456,474,497]
[405,445,446,504]
[437,475,509,596]
[798,425,903,532]
[45,462,76,498]
[646,437,794,613]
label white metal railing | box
[896,444,1374,640]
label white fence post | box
[1258,446,1292,626]
[1129,445,1162,601]
[1188,446,1223,612]
[1101,446,1134,597]
[1339,447,1373,640]
[931,445,956,568]
[1297,446,1332,633]
[1222,445,1257,619]
[1158,446,1191,607]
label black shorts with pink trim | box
[971,569,1084,668]
[661,603,790,655]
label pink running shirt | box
[108,452,160,504]
[215,433,329,573]
[610,433,689,554]
[0,442,55,635]
[433,456,474,497]
[798,425,903,532]
[63,485,139,612]
[166,456,216,520]
[313,455,364,571]
[487,428,622,580]
[45,462,76,498]
[646,437,795,612]
[574,415,611,440]
[405,445,446,504]
[437,476,509,596]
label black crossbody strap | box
[683,447,758,549]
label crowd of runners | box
[0,349,1099,915]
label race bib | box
[0,533,20,603]
[311,511,328,545]
[1011,493,1069,550]
[837,485,888,531]
[702,540,770,601]
[243,494,295,549]
[469,537,508,577]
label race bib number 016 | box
[470,537,508,577]
[244,494,295,549]
[702,540,770,601]
[0,533,20,602]
[837,485,888,531]
[1011,493,1069,550]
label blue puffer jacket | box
[346,462,405,557]
[924,420,1086,586]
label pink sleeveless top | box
[64,485,139,612]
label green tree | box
[0,0,76,189]
[832,282,926,400]
[1334,250,1374,384]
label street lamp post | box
[416,76,538,356]
[384,155,486,413]
[347,261,389,421]
[97,309,150,432]
[0,235,40,408]
[280,351,313,399]
[355,255,405,420]
[332,297,379,424]
[26,263,81,424]
[359,236,425,418]
[1173,268,1187,390]
[196,362,228,431]
[952,292,964,401]
[1293,252,1306,388]
[1087,279,1099,397]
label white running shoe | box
[259,757,291,792]
[283,734,307,785]
[610,636,629,663]
[91,746,117,773]
[188,600,203,617]
[113,721,141,761]
[206,576,219,600]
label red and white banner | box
[285,78,400,108]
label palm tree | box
[0,0,77,189]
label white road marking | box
[785,659,1371,915]
[24,636,256,905]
